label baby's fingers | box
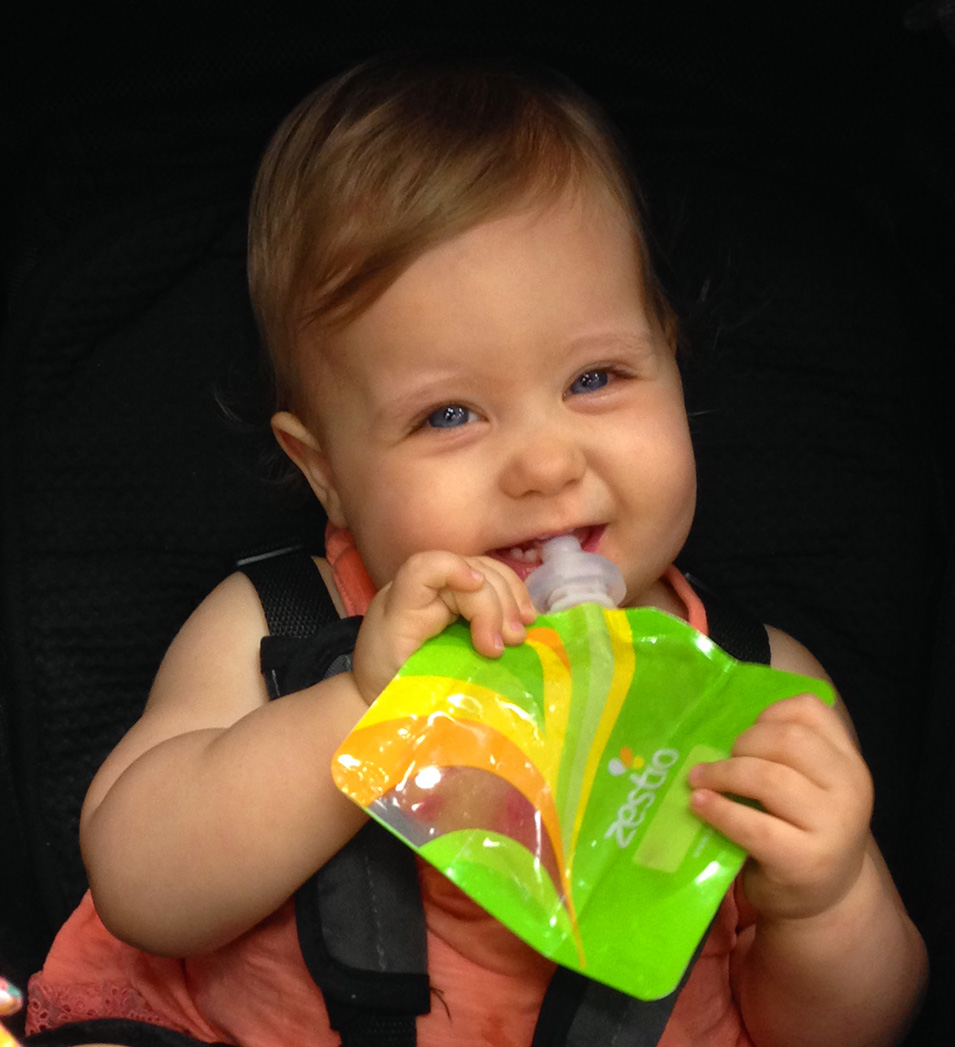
[471,557,537,627]
[736,697,873,814]
[688,780,804,864]
[755,693,857,760]
[387,551,487,611]
[449,559,533,657]
[689,755,818,832]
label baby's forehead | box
[305,205,647,369]
[298,184,639,319]
[289,189,653,408]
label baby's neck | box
[640,575,689,620]
[641,567,708,634]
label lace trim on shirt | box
[27,975,185,1035]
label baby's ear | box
[271,411,347,527]
[658,300,680,356]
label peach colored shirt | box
[28,528,754,1047]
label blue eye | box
[426,404,474,429]
[569,370,609,395]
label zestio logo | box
[603,746,680,848]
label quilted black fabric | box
[2,4,954,1043]
[1,173,327,965]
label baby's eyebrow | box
[369,375,464,426]
[563,328,657,359]
[368,328,659,428]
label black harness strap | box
[237,546,339,638]
[533,966,683,1047]
[257,617,362,700]
[532,886,715,1047]
[685,574,772,665]
[240,548,430,1047]
[295,825,431,1047]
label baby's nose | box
[499,428,586,498]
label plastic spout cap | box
[526,535,626,613]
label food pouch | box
[332,598,834,1000]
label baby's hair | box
[248,50,670,415]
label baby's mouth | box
[488,526,601,579]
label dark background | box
[2,2,954,1043]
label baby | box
[28,53,925,1047]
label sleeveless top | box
[27,527,755,1047]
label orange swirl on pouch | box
[355,675,548,760]
[335,713,565,879]
[525,625,571,673]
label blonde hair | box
[248,52,669,412]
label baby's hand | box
[351,551,537,704]
[688,693,874,922]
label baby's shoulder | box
[181,569,272,643]
[176,555,338,641]
[146,557,343,714]
[765,625,856,729]
[142,571,275,718]
[765,625,830,683]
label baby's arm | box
[81,553,533,957]
[81,569,370,956]
[689,629,927,1047]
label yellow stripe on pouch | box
[568,607,637,859]
[358,676,547,755]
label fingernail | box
[690,789,708,810]
[508,618,527,640]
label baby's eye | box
[568,370,610,396]
[426,404,475,429]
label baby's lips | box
[488,524,604,580]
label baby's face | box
[300,191,696,609]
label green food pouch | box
[332,549,834,1000]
